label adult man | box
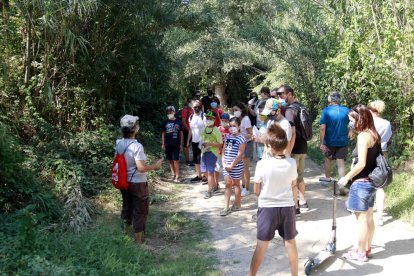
[277,84,308,216]
[201,87,220,112]
[319,92,349,190]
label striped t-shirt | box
[223,134,246,166]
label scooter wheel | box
[304,259,313,275]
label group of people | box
[113,85,392,275]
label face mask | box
[229,126,238,134]
[222,122,229,128]
[259,115,267,122]
[206,119,214,126]
[194,107,201,113]
[210,102,218,109]
[167,114,175,120]
[234,110,242,117]
[207,91,213,97]
[349,121,355,130]
[279,99,288,106]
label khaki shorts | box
[291,153,306,181]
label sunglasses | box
[270,95,276,98]
[276,91,286,96]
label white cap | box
[120,115,139,129]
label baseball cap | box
[260,99,279,115]
[205,110,217,118]
[221,113,230,120]
[120,115,139,129]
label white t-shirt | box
[240,115,252,142]
[267,116,292,141]
[116,138,147,183]
[254,156,297,208]
[373,117,392,151]
[189,112,206,143]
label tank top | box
[352,142,380,181]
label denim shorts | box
[346,181,376,212]
[201,151,218,173]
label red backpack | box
[111,142,136,190]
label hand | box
[224,164,232,172]
[161,144,165,150]
[338,176,349,187]
[155,158,163,169]
[319,144,328,152]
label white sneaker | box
[241,188,250,197]
[376,218,384,226]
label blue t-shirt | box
[162,119,183,147]
[320,105,349,147]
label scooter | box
[304,177,338,275]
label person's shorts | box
[215,157,222,172]
[291,153,305,181]
[183,130,189,148]
[165,145,180,161]
[201,151,218,173]
[222,161,244,180]
[192,142,201,164]
[324,145,348,160]
[347,181,376,212]
[243,140,253,158]
[256,206,298,241]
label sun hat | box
[120,115,139,129]
[260,98,279,115]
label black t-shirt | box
[284,101,308,154]
[201,95,220,112]
[162,119,183,147]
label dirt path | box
[178,157,414,275]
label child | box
[215,113,231,190]
[249,123,298,276]
[161,106,183,183]
[220,117,246,216]
[200,110,223,198]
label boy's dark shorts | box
[324,145,347,160]
[183,130,189,148]
[165,145,180,161]
[256,206,298,241]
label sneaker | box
[203,191,212,199]
[298,200,309,211]
[212,185,220,194]
[201,176,208,184]
[173,177,182,183]
[186,161,195,167]
[342,250,368,262]
[231,204,241,211]
[241,188,250,197]
[190,176,202,183]
[296,208,301,217]
[349,247,372,258]
[220,208,231,216]
[376,218,384,226]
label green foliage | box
[385,173,414,225]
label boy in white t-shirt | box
[249,123,298,276]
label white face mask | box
[234,110,242,117]
[222,122,229,128]
[167,114,175,120]
[206,119,214,126]
[229,126,238,134]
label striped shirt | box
[223,134,246,168]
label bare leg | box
[336,159,346,178]
[284,239,298,276]
[174,160,180,178]
[183,146,190,163]
[195,163,201,177]
[375,188,385,220]
[324,157,332,178]
[355,212,369,253]
[249,240,269,276]
[234,180,241,207]
[215,171,220,188]
[169,160,175,177]
[243,157,251,190]
[367,207,375,249]
[224,176,232,208]
[207,172,214,192]
[297,179,306,202]
[292,180,298,208]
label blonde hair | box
[367,100,385,114]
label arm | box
[286,126,296,154]
[339,133,371,185]
[161,131,166,150]
[254,182,261,196]
[136,159,163,173]
[180,130,184,149]
[231,142,246,168]
[245,127,253,140]
[319,124,328,152]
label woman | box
[188,100,207,183]
[338,105,381,262]
[367,100,392,226]
[115,115,163,244]
[232,102,252,196]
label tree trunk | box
[24,0,32,85]
[214,84,227,109]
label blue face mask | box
[279,99,288,106]
[211,102,218,109]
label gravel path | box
[178,157,414,275]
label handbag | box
[368,145,393,189]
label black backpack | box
[291,102,313,141]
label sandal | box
[220,208,231,216]
[231,204,241,211]
[342,250,368,262]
